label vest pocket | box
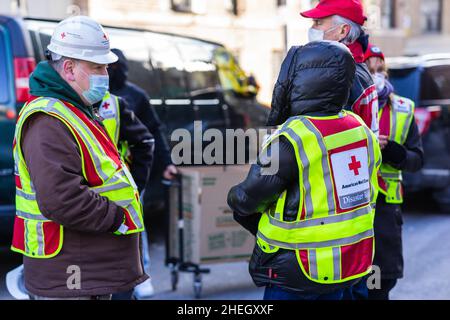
[339,237,373,280]
[294,237,374,284]
[11,216,63,258]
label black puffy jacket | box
[266,42,355,126]
[267,37,378,133]
[228,42,363,294]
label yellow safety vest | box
[98,92,131,163]
[378,94,415,204]
[99,91,120,144]
[257,111,381,284]
[11,96,144,259]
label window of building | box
[421,0,443,33]
[225,0,245,16]
[380,0,396,29]
[171,0,206,14]
[277,0,287,7]
[171,0,191,12]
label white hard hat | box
[47,15,118,65]
[6,265,29,300]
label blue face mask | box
[75,67,109,105]
[82,74,109,105]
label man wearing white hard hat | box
[10,16,148,300]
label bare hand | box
[163,164,178,180]
[379,135,389,150]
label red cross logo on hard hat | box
[103,102,110,110]
[348,156,361,176]
[61,32,66,39]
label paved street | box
[1,199,450,300]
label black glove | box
[233,211,261,236]
[382,140,407,167]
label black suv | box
[0,15,269,241]
[388,54,450,210]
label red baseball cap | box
[364,43,385,62]
[300,0,367,26]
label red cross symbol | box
[399,99,405,105]
[103,102,110,110]
[103,33,108,40]
[61,32,66,39]
[348,156,361,176]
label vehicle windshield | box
[213,47,258,97]
[389,62,450,105]
[420,65,450,102]
[388,67,422,104]
[175,38,221,97]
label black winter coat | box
[109,49,173,180]
[95,97,155,193]
[117,97,155,193]
[374,109,424,279]
[228,42,364,294]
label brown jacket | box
[21,113,148,298]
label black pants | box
[368,279,398,300]
[373,197,404,279]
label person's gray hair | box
[48,55,73,73]
[332,15,362,45]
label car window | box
[36,28,52,57]
[175,38,221,97]
[421,65,450,101]
[146,33,189,99]
[28,29,44,62]
[388,67,422,104]
[0,26,10,104]
[108,29,163,99]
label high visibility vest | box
[257,111,381,284]
[11,96,144,259]
[99,92,131,164]
[99,92,120,145]
[378,94,415,204]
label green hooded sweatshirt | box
[29,61,95,119]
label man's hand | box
[163,164,178,180]
[379,135,389,150]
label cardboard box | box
[168,165,255,264]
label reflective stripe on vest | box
[100,92,131,164]
[378,94,415,204]
[99,92,120,145]
[11,97,144,259]
[257,111,381,284]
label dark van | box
[388,54,450,210]
[0,15,36,242]
[0,15,269,241]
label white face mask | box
[308,25,342,43]
[74,67,109,105]
[373,72,386,92]
[308,28,325,42]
